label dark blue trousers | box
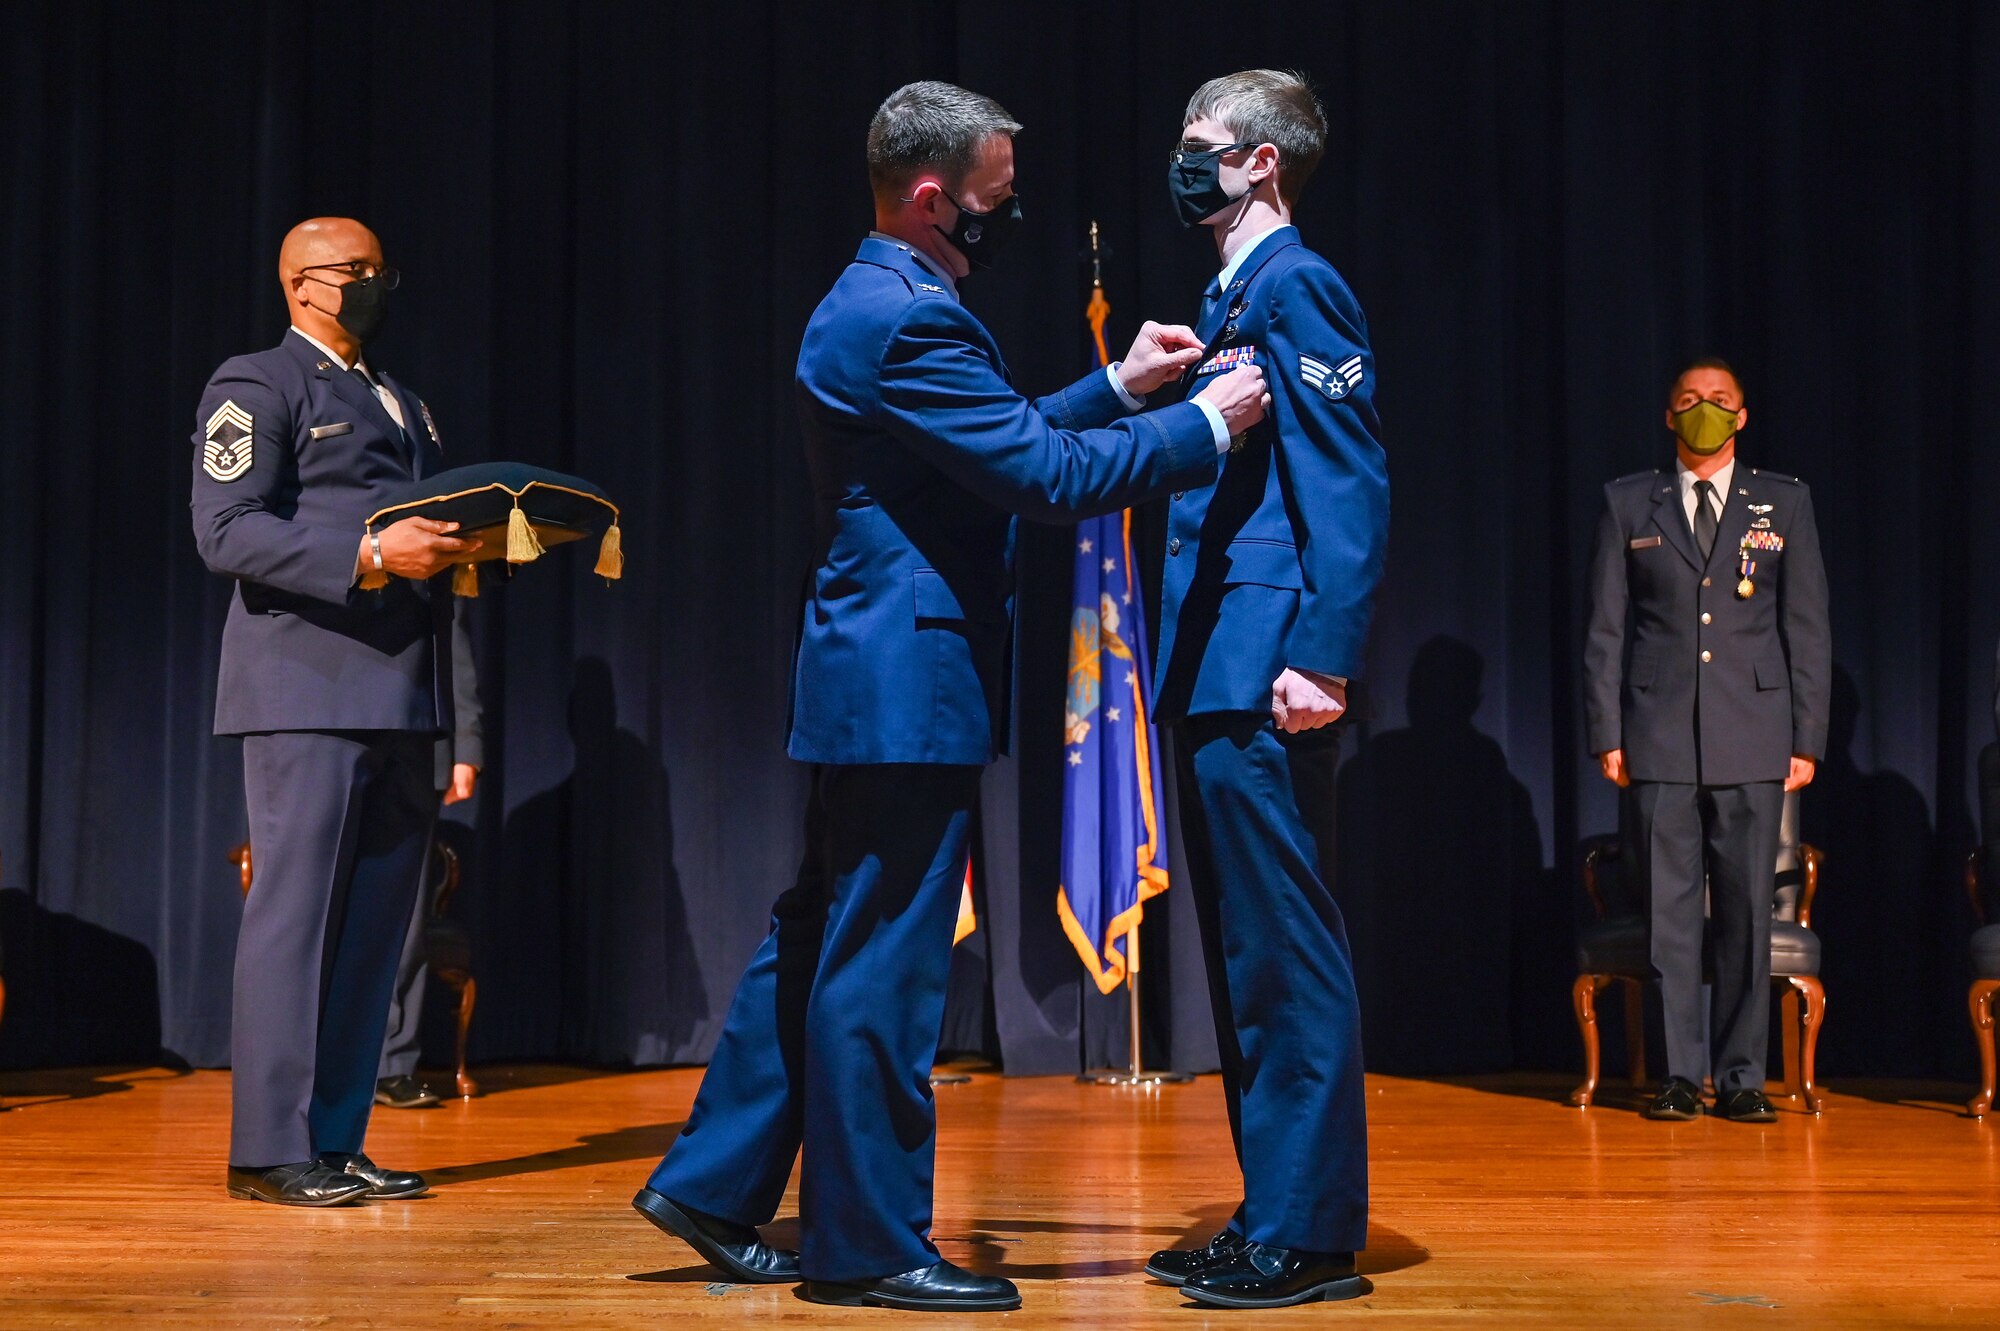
[231,730,435,1167]
[1173,714,1367,1254]
[1630,780,1783,1095]
[646,762,981,1282]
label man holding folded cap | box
[190,217,472,1205]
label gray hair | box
[1184,70,1327,204]
[867,81,1022,200]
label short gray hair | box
[1184,70,1327,204]
[867,81,1021,200]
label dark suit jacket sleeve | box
[189,363,363,607]
[1582,490,1628,756]
[1780,485,1831,760]
[874,300,1219,522]
[1262,264,1390,679]
[450,602,483,770]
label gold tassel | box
[594,522,624,580]
[506,501,544,564]
[452,562,480,598]
[358,569,389,591]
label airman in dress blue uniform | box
[1585,358,1831,1124]
[190,218,476,1205]
[630,82,1268,1314]
[1144,72,1390,1310]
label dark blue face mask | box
[936,194,1023,270]
[1168,141,1258,228]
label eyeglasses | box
[1171,140,1259,164]
[300,261,402,290]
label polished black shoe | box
[1713,1087,1779,1122]
[803,1259,1021,1312]
[1145,1228,1245,1286]
[375,1075,441,1109]
[320,1151,429,1199]
[1182,1243,1363,1308]
[632,1187,800,1283]
[1643,1076,1703,1121]
[226,1161,371,1207]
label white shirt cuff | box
[1193,397,1232,454]
[1105,363,1145,413]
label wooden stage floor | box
[3,1065,1997,1327]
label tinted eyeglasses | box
[300,261,401,290]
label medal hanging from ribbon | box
[1737,538,1757,599]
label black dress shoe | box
[1713,1088,1779,1122]
[375,1075,441,1109]
[226,1161,371,1207]
[1643,1076,1703,1121]
[632,1187,800,1283]
[803,1259,1021,1312]
[1182,1242,1363,1308]
[320,1151,428,1198]
[1145,1228,1245,1285]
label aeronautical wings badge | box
[203,400,255,482]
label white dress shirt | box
[292,326,407,432]
[1676,456,1735,534]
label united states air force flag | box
[1055,504,1170,994]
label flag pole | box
[1075,219,1190,1089]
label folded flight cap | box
[358,461,623,597]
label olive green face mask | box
[1669,398,1741,455]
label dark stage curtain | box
[3,1,1996,1081]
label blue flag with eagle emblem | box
[1056,273,1171,996]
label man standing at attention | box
[1145,70,1390,1308]
[1585,358,1830,1124]
[191,218,474,1204]
[630,81,1268,1312]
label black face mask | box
[937,194,1023,270]
[1168,146,1252,229]
[335,277,389,343]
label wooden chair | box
[1570,789,1827,1113]
[1965,742,2000,1118]
[231,838,478,1098]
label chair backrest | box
[1977,742,2000,923]
[1582,787,1818,925]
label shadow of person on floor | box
[430,1117,687,1186]
[1335,636,1544,1075]
[494,658,707,1064]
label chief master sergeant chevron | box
[629,81,1269,1314]
[190,217,474,1208]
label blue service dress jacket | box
[190,329,453,736]
[787,236,1222,767]
[1584,465,1831,785]
[1153,227,1390,720]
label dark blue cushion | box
[1575,916,1819,977]
[1972,924,2000,980]
[367,462,616,553]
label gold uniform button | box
[1701,577,1712,587]
[1701,650,1713,663]
[1701,612,1712,625]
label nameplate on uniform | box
[1628,535,1662,550]
[1194,345,1259,377]
[308,422,353,441]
